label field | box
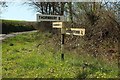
[2,31,118,78]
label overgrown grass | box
[2,31,118,78]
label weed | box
[2,31,118,78]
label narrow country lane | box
[0,30,37,41]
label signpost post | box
[53,22,85,60]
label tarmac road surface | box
[0,30,37,41]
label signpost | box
[53,22,63,28]
[53,22,85,36]
[65,28,85,36]
[36,14,64,22]
[36,14,85,60]
[52,22,85,60]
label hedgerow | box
[1,19,36,34]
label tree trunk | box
[69,2,73,22]
[60,2,65,15]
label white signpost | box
[52,22,85,36]
[52,22,85,60]
[36,14,64,22]
[53,22,63,28]
[65,28,85,36]
[36,14,85,60]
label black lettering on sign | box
[81,31,83,35]
[53,24,61,26]
[39,16,41,19]
[66,29,72,33]
[58,17,61,20]
[39,16,57,20]
[74,31,80,34]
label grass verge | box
[2,31,118,78]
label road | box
[0,30,37,41]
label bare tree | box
[0,1,7,7]
[0,1,8,17]
[25,0,67,15]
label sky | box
[1,2,36,21]
[0,0,119,21]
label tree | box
[0,1,7,7]
[25,0,120,41]
[72,1,119,40]
[0,1,8,18]
[26,0,67,15]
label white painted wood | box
[52,22,85,36]
[37,14,64,22]
[66,28,85,36]
[53,22,63,28]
